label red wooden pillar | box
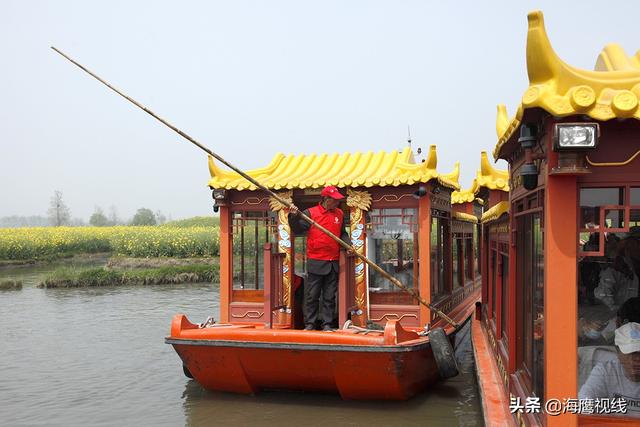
[219,206,232,323]
[507,211,518,373]
[418,187,432,324]
[544,173,578,427]
[263,243,274,328]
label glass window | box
[631,187,640,205]
[474,225,481,279]
[578,188,640,417]
[491,250,497,319]
[517,214,544,398]
[431,215,450,299]
[580,187,624,229]
[368,208,418,304]
[452,238,460,288]
[294,236,307,275]
[232,211,276,289]
[501,253,509,342]
[466,239,473,283]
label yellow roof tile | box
[481,201,510,224]
[494,10,640,159]
[208,146,460,191]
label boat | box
[472,11,640,425]
[166,146,481,400]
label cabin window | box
[516,213,544,398]
[500,253,509,344]
[367,208,419,305]
[491,247,497,319]
[577,186,640,417]
[474,224,480,280]
[294,235,307,275]
[465,238,474,283]
[231,211,276,290]
[431,211,450,299]
[452,236,461,288]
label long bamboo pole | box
[51,46,458,328]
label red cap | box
[320,185,344,200]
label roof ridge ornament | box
[494,10,640,160]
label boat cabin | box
[477,11,640,425]
[207,145,480,330]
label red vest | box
[307,204,344,261]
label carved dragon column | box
[269,191,293,328]
[346,189,372,327]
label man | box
[579,297,640,417]
[289,185,349,331]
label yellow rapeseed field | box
[0,226,220,260]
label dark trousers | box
[304,262,338,328]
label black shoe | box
[322,325,334,332]
[304,325,315,331]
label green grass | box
[0,279,22,290]
[38,264,220,288]
[163,216,219,227]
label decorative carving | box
[346,189,372,211]
[231,197,271,206]
[350,206,368,326]
[277,210,293,315]
[369,313,418,322]
[231,311,264,319]
[371,193,413,203]
[268,190,293,212]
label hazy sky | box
[1,1,639,221]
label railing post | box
[263,242,273,328]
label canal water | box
[0,265,482,427]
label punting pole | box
[51,46,459,328]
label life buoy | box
[429,327,459,379]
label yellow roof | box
[451,152,509,204]
[453,212,479,224]
[451,186,476,204]
[495,10,640,159]
[481,201,510,224]
[208,145,461,191]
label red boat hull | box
[169,337,439,400]
[166,296,477,400]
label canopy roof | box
[208,145,460,191]
[451,152,508,204]
[495,10,640,159]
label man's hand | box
[288,205,300,216]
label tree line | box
[1,190,169,228]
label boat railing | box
[263,243,286,327]
[338,249,358,326]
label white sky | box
[1,1,639,221]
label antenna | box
[407,125,412,147]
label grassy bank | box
[38,264,220,288]
[0,226,219,261]
[0,279,23,290]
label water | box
[0,266,482,427]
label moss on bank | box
[0,279,23,290]
[38,264,219,288]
